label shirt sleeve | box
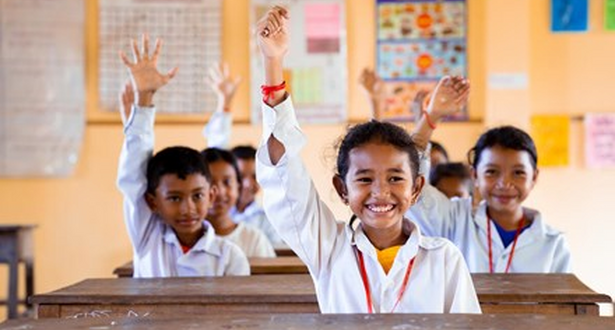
[116,105,157,254]
[203,111,232,149]
[224,242,251,275]
[444,243,482,314]
[255,96,343,276]
[552,235,573,273]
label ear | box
[209,184,218,202]
[332,175,348,204]
[145,192,158,212]
[471,167,479,188]
[411,175,425,204]
[531,167,539,188]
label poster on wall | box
[585,113,615,169]
[531,115,570,167]
[376,0,467,122]
[98,0,221,115]
[250,0,347,124]
[606,0,615,31]
[550,0,588,33]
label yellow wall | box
[1,0,615,319]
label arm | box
[116,34,178,250]
[203,62,241,148]
[358,68,385,120]
[255,7,342,274]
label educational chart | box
[585,114,615,169]
[531,115,570,167]
[98,0,221,114]
[0,0,85,177]
[376,0,467,121]
[250,0,347,124]
[606,0,615,31]
[551,0,588,33]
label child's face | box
[207,160,240,220]
[146,173,213,239]
[435,177,471,199]
[430,149,448,167]
[236,158,259,206]
[337,142,423,234]
[474,145,538,215]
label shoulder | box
[418,235,456,251]
[528,208,565,237]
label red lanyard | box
[355,247,415,313]
[487,216,525,273]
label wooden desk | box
[0,224,36,319]
[31,273,611,318]
[113,256,308,277]
[4,313,615,330]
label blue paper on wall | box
[551,0,588,32]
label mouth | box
[366,203,396,214]
[176,218,200,227]
[492,194,516,204]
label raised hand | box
[119,34,178,106]
[411,89,430,122]
[424,76,470,120]
[256,6,289,60]
[118,81,134,125]
[359,68,384,99]
[206,62,242,111]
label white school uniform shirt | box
[255,97,481,314]
[117,105,250,277]
[220,222,277,258]
[205,111,286,248]
[230,203,287,248]
[406,149,572,273]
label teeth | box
[367,204,394,213]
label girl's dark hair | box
[146,146,210,195]
[336,120,420,180]
[467,125,538,170]
[430,140,449,161]
[201,147,242,187]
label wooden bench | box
[113,256,309,277]
[31,273,611,318]
[0,224,36,319]
[4,313,615,330]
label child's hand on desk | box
[206,62,242,112]
[425,76,470,121]
[256,6,289,60]
[118,81,134,125]
[119,34,178,107]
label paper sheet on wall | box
[531,115,570,167]
[250,0,347,124]
[376,0,467,122]
[0,0,85,177]
[551,0,588,32]
[585,113,615,169]
[98,0,221,114]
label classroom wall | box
[1,0,615,319]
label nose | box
[496,174,513,188]
[371,179,391,197]
[180,198,197,215]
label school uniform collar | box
[348,217,445,260]
[473,202,560,250]
[162,220,222,257]
[230,201,263,219]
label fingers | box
[233,76,243,87]
[131,39,142,63]
[222,62,229,78]
[163,67,179,83]
[119,50,132,67]
[209,63,222,82]
[151,38,162,62]
[142,33,150,60]
[260,6,289,37]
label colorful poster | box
[551,0,588,32]
[531,115,570,167]
[251,0,347,124]
[376,0,467,122]
[606,0,615,31]
[585,113,615,168]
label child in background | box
[407,79,572,273]
[117,34,249,277]
[203,63,284,247]
[202,147,276,258]
[430,162,473,199]
[255,7,480,313]
[231,145,285,247]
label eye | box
[223,178,232,187]
[193,192,205,200]
[514,170,527,177]
[355,177,372,183]
[167,196,181,202]
[484,169,497,176]
[389,176,405,182]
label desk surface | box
[113,256,308,277]
[32,273,611,305]
[3,313,615,330]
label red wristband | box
[421,109,437,130]
[261,81,286,103]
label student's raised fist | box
[119,33,178,106]
[425,75,470,120]
[256,6,289,60]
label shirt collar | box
[162,221,222,257]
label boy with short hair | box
[117,34,249,277]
